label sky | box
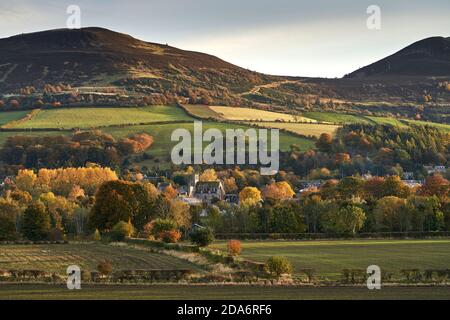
[0,0,449,78]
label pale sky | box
[1,0,449,78]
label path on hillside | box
[239,80,300,96]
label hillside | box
[347,37,450,78]
[1,28,450,122]
[0,27,276,102]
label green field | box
[303,112,372,124]
[0,110,29,126]
[0,284,448,300]
[0,243,200,273]
[9,106,191,129]
[211,239,450,279]
[403,119,450,132]
[247,122,340,138]
[101,121,315,157]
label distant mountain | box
[0,27,274,95]
[346,37,450,78]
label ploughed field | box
[0,243,200,273]
[211,239,450,279]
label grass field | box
[0,243,200,273]
[247,122,340,138]
[403,119,450,132]
[0,110,30,126]
[182,104,225,119]
[9,106,191,129]
[303,112,373,124]
[211,239,450,279]
[101,121,315,157]
[183,105,317,123]
[210,106,316,123]
[0,284,449,300]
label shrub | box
[49,227,65,241]
[158,230,181,243]
[227,240,242,256]
[97,260,112,276]
[93,229,101,241]
[22,201,51,241]
[0,216,17,241]
[189,227,214,247]
[150,218,177,236]
[110,221,134,241]
[265,256,294,278]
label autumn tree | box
[239,187,262,207]
[420,174,449,199]
[89,180,159,231]
[262,181,295,201]
[199,169,218,182]
[316,133,333,152]
[22,201,51,241]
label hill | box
[0,27,277,103]
[347,37,450,78]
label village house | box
[193,180,226,203]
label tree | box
[323,205,366,234]
[316,133,333,152]
[227,240,242,257]
[420,174,449,199]
[199,169,218,182]
[22,201,51,241]
[336,176,364,199]
[239,187,262,207]
[189,227,214,247]
[265,256,293,278]
[90,180,158,231]
[110,221,134,241]
[0,215,16,240]
[262,181,295,201]
[373,196,408,231]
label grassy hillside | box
[211,239,450,279]
[303,112,373,124]
[0,110,30,126]
[9,106,191,129]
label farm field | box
[185,105,317,123]
[0,243,201,273]
[247,122,340,137]
[182,104,224,120]
[8,106,191,129]
[211,239,450,279]
[366,116,408,127]
[303,112,372,124]
[0,110,29,126]
[101,121,316,157]
[0,284,449,300]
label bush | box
[150,218,177,236]
[22,201,51,241]
[93,229,101,241]
[110,221,134,241]
[265,256,294,278]
[227,240,242,256]
[97,260,112,276]
[158,230,182,243]
[49,227,65,241]
[189,227,214,247]
[0,216,17,241]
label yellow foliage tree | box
[239,187,262,206]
